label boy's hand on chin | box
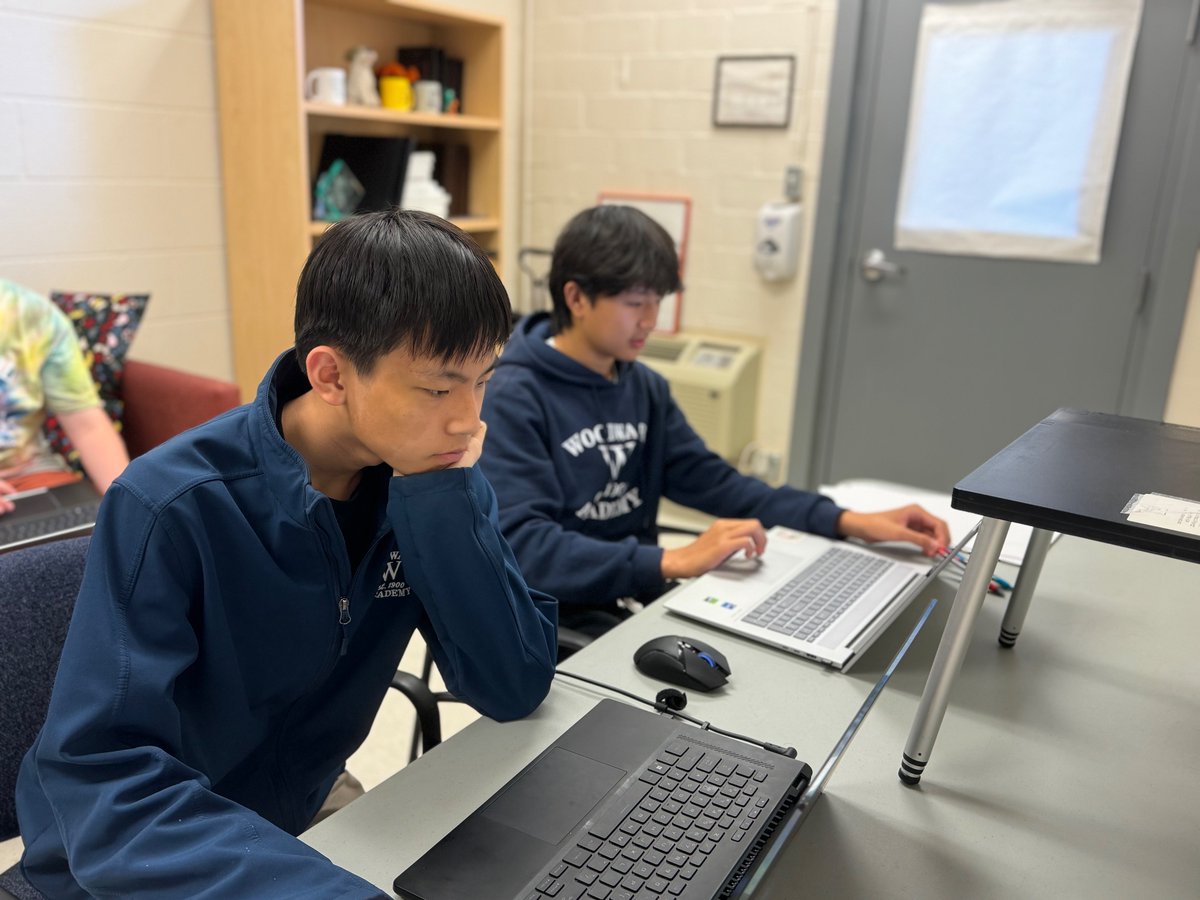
[391,423,487,477]
[451,422,487,469]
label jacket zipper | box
[338,596,352,656]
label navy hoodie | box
[479,313,843,612]
[16,352,557,899]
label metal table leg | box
[899,516,1009,786]
[998,527,1053,648]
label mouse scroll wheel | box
[697,652,717,668]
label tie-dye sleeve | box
[39,300,101,415]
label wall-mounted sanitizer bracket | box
[755,201,803,282]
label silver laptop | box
[663,525,966,670]
[0,481,100,553]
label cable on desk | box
[554,667,798,759]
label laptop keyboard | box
[0,503,98,546]
[742,547,891,643]
[524,742,774,900]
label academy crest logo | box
[598,441,637,480]
[561,421,649,522]
[375,550,412,599]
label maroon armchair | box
[121,360,242,459]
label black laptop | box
[0,481,100,552]
[394,601,937,900]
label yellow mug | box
[379,76,413,111]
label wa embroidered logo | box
[375,550,412,599]
[561,421,649,523]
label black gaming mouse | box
[633,635,731,692]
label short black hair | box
[294,209,511,374]
[548,205,682,333]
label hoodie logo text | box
[561,421,648,522]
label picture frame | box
[597,191,691,335]
[712,55,796,128]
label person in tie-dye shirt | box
[0,279,129,515]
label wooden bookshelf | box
[212,0,505,398]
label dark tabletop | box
[952,408,1200,563]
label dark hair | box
[294,209,511,374]
[548,205,682,333]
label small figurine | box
[346,46,380,106]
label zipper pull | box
[338,596,352,656]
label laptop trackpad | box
[482,748,625,845]
[394,748,627,899]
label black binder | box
[314,133,416,214]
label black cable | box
[554,668,798,759]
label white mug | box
[413,79,442,113]
[305,67,347,105]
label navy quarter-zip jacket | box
[479,313,842,614]
[16,352,557,898]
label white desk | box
[304,536,1200,898]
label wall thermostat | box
[754,202,802,282]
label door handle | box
[861,248,906,282]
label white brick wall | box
[4,0,1195,432]
[0,0,232,380]
[521,0,838,476]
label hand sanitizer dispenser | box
[754,202,802,282]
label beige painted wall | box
[0,0,231,380]
[521,0,838,475]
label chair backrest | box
[121,360,241,458]
[0,536,89,840]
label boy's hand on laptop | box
[0,479,15,516]
[836,505,950,556]
[661,518,767,580]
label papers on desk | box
[820,478,1058,567]
[1123,492,1200,537]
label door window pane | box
[895,0,1142,263]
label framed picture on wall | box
[597,191,691,334]
[712,55,796,128]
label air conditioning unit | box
[639,332,761,460]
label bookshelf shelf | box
[309,215,499,237]
[306,102,500,131]
[213,0,506,398]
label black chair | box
[0,536,90,900]
[389,626,592,762]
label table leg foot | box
[998,627,1020,648]
[899,752,926,785]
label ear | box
[563,280,592,321]
[305,346,350,407]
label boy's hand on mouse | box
[0,479,15,516]
[836,504,951,556]
[661,518,767,580]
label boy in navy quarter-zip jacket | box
[16,210,558,899]
[480,205,949,635]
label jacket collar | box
[249,350,327,520]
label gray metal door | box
[812,0,1199,490]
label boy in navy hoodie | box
[480,204,949,635]
[16,210,558,898]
